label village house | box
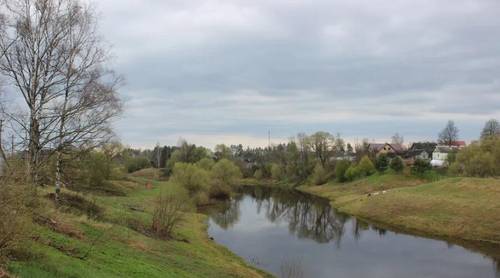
[431,146,454,167]
[404,142,437,164]
[368,143,406,156]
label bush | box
[375,154,389,172]
[344,156,375,181]
[125,157,151,173]
[196,158,215,171]
[311,163,328,185]
[345,165,359,181]
[390,156,404,172]
[210,159,242,199]
[357,156,376,177]
[466,152,495,177]
[171,163,210,196]
[151,184,191,239]
[270,163,284,181]
[335,160,351,182]
[254,169,264,180]
[412,159,432,176]
[76,152,113,187]
[451,138,500,177]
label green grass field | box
[300,174,500,259]
[7,177,270,278]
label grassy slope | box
[8,178,270,278]
[300,174,500,247]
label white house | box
[431,146,453,167]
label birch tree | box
[0,0,122,196]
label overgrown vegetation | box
[450,137,500,177]
[0,183,31,265]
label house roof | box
[368,143,386,152]
[390,144,406,153]
[450,141,466,147]
[410,142,437,153]
[368,143,406,154]
[404,149,428,158]
[434,146,454,153]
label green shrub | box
[335,160,351,182]
[210,159,242,199]
[357,156,376,177]
[451,138,500,177]
[375,154,389,172]
[75,152,113,187]
[412,159,432,176]
[344,156,375,181]
[390,156,404,172]
[125,157,151,173]
[196,158,215,171]
[171,163,210,196]
[254,169,264,180]
[345,165,357,181]
[466,153,495,177]
[311,163,328,185]
[270,163,284,181]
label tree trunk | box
[55,149,63,201]
[55,86,70,202]
[28,113,41,185]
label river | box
[204,186,499,278]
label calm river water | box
[205,186,499,278]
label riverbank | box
[6,177,270,278]
[298,174,500,258]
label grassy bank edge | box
[6,177,273,278]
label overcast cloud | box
[96,0,500,148]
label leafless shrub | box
[151,185,191,239]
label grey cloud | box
[95,0,500,147]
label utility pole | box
[156,142,161,168]
[268,130,271,148]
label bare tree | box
[50,2,122,199]
[0,0,121,193]
[391,133,404,145]
[480,119,500,140]
[308,131,334,167]
[0,0,71,183]
[438,120,459,146]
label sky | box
[96,0,500,149]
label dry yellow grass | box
[301,175,500,247]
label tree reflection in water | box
[207,194,244,229]
[208,186,387,245]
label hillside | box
[6,177,269,278]
[300,175,500,259]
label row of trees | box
[123,118,500,189]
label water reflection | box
[211,186,389,245]
[205,186,500,278]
